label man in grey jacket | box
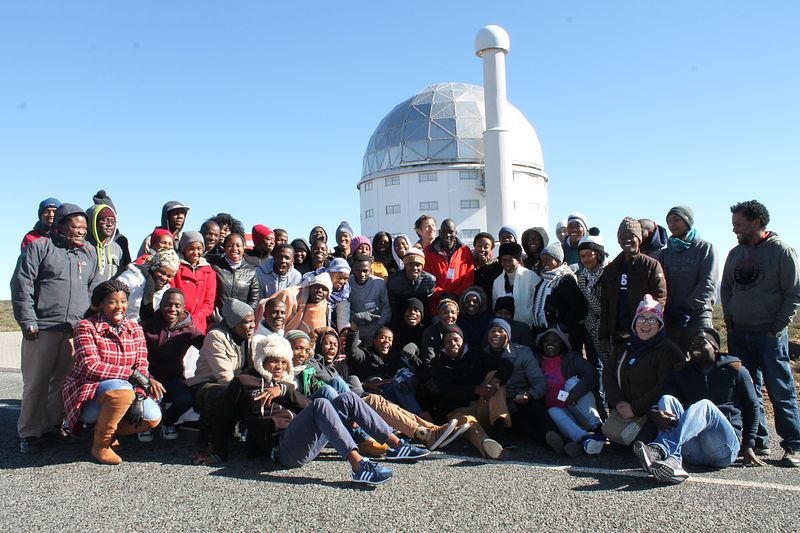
[348,254,391,343]
[721,200,800,467]
[11,203,99,453]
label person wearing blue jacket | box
[633,327,763,484]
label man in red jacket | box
[424,219,475,316]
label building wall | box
[359,163,547,240]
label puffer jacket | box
[209,256,259,324]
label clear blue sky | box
[2,2,798,299]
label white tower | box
[475,25,515,234]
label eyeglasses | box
[635,316,660,325]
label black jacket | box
[345,329,402,382]
[209,256,260,323]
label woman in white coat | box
[492,242,540,329]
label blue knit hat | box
[540,242,564,263]
[38,197,61,216]
[498,226,518,241]
[335,221,353,239]
[488,317,512,339]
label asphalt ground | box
[1,369,799,532]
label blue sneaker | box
[352,460,393,485]
[385,443,430,461]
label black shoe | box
[781,449,800,468]
[20,436,42,454]
[633,441,664,474]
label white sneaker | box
[137,430,153,443]
[161,425,179,440]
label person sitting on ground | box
[430,325,513,460]
[137,200,190,256]
[244,225,275,267]
[492,242,539,329]
[254,298,286,338]
[264,273,332,334]
[290,238,312,274]
[208,232,260,323]
[633,327,764,484]
[387,248,436,328]
[255,242,302,300]
[472,232,501,299]
[391,297,426,359]
[423,218,475,316]
[521,226,549,274]
[535,328,605,457]
[457,286,492,349]
[493,297,534,348]
[62,280,164,465]
[288,330,335,400]
[420,298,460,365]
[308,326,364,397]
[372,231,397,275]
[303,258,351,331]
[86,202,123,282]
[172,231,217,334]
[348,254,391,343]
[194,336,429,486]
[117,248,180,322]
[21,197,61,250]
[185,299,256,445]
[350,235,389,279]
[140,288,203,442]
[602,295,685,446]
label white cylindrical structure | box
[475,25,514,235]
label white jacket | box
[492,264,541,328]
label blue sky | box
[2,2,798,299]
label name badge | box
[447,268,455,280]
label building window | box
[363,181,373,192]
[459,170,481,180]
[385,176,400,186]
[418,172,437,183]
[385,204,401,215]
[419,201,438,211]
[364,209,374,219]
[461,228,480,239]
[460,199,480,209]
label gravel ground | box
[1,369,799,532]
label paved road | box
[1,369,798,532]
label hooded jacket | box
[493,340,546,414]
[456,286,492,348]
[533,328,597,405]
[187,323,252,387]
[661,354,759,449]
[721,232,800,333]
[137,201,190,256]
[345,328,402,382]
[141,311,203,380]
[348,273,391,340]
[86,203,123,282]
[386,269,436,326]
[11,204,99,331]
[659,235,718,322]
[642,225,669,258]
[424,236,475,315]
[255,257,302,300]
[172,257,217,334]
[521,227,549,272]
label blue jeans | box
[547,376,603,442]
[382,368,423,415]
[78,379,161,424]
[652,395,739,467]
[727,329,800,451]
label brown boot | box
[116,418,160,436]
[91,389,135,465]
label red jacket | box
[423,239,475,315]
[172,260,217,334]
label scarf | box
[532,264,575,328]
[225,256,243,270]
[624,330,665,362]
[667,228,697,252]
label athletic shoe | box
[385,443,430,461]
[161,425,179,440]
[582,434,605,455]
[545,431,565,455]
[423,419,457,451]
[137,430,153,443]
[352,460,393,486]
[481,438,505,460]
[633,441,664,473]
[357,438,388,457]
[564,440,583,458]
[781,449,800,468]
[439,421,471,449]
[19,436,42,454]
[651,456,690,484]
[755,446,771,456]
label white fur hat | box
[252,335,294,384]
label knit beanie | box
[692,327,720,352]
[335,221,353,239]
[578,233,605,254]
[38,198,61,216]
[667,206,694,229]
[618,217,643,242]
[179,231,204,251]
[403,247,425,264]
[498,226,518,241]
[151,227,173,241]
[494,296,515,314]
[442,324,465,340]
[350,235,371,255]
[252,225,274,246]
[146,248,181,272]
[540,242,564,263]
[91,190,117,212]
[498,242,523,259]
[285,330,311,343]
[555,219,568,232]
[221,298,254,328]
[632,294,664,330]
[488,317,512,339]
[309,272,334,294]
[327,258,351,274]
[567,212,589,233]
[405,298,424,313]
[97,206,115,220]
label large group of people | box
[10,190,800,486]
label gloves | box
[122,392,146,427]
[128,368,152,395]
[353,311,380,324]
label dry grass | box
[0,301,17,332]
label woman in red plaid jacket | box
[62,280,166,465]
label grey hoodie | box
[137,200,190,257]
[11,203,99,331]
[721,232,800,333]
